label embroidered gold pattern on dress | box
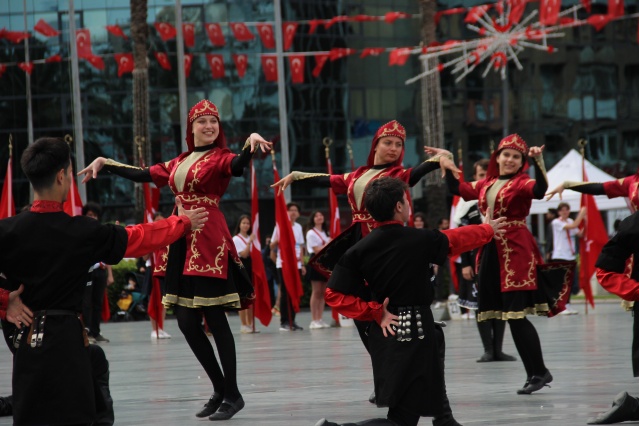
[173,151,208,193]
[291,171,330,181]
[187,152,213,193]
[163,293,240,309]
[187,233,226,274]
[533,157,548,184]
[105,158,144,170]
[179,194,220,206]
[477,304,550,321]
[352,168,386,211]
[352,212,373,221]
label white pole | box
[273,0,291,202]
[175,0,188,153]
[68,0,87,201]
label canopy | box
[530,149,630,214]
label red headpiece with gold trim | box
[486,133,529,178]
[366,120,406,167]
[185,99,227,152]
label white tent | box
[530,149,630,214]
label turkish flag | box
[230,22,254,42]
[232,54,248,78]
[34,19,59,37]
[448,160,465,292]
[106,25,127,39]
[154,51,171,70]
[101,289,110,322]
[324,16,348,29]
[183,23,195,47]
[0,156,15,219]
[272,159,303,312]
[384,11,411,24]
[388,48,411,66]
[360,47,385,58]
[288,55,305,84]
[114,53,134,77]
[308,19,323,35]
[609,0,624,17]
[76,29,92,58]
[326,154,341,324]
[578,166,606,308]
[184,54,193,78]
[206,54,225,79]
[45,54,62,63]
[142,182,157,223]
[587,14,612,31]
[312,54,329,77]
[146,276,163,331]
[283,22,298,51]
[63,172,84,216]
[352,15,377,22]
[465,5,491,23]
[256,24,275,49]
[4,31,30,44]
[0,64,6,78]
[250,161,273,327]
[539,0,561,26]
[85,55,105,70]
[261,55,277,82]
[205,23,225,46]
[581,0,592,13]
[509,0,528,24]
[154,22,176,41]
[18,62,34,74]
[329,48,355,61]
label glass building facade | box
[0,0,636,228]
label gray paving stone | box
[0,302,635,425]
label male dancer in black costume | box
[318,177,505,426]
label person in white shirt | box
[550,202,586,315]
[270,203,306,331]
[232,215,258,333]
[305,211,332,329]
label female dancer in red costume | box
[444,134,572,395]
[79,99,272,420]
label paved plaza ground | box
[0,301,636,425]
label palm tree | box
[130,0,149,214]
[419,0,448,227]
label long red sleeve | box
[325,288,384,324]
[442,224,494,258]
[124,215,191,258]
[0,289,8,320]
[595,268,639,301]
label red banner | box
[465,5,491,23]
[385,11,411,24]
[76,29,92,58]
[106,25,127,39]
[329,48,355,61]
[312,54,329,77]
[63,173,83,217]
[85,54,105,71]
[18,62,34,74]
[609,0,624,17]
[509,0,528,24]
[205,23,225,46]
[233,54,248,78]
[230,22,254,42]
[540,0,561,26]
[184,54,193,78]
[183,23,195,47]
[154,52,171,70]
[256,24,275,49]
[34,19,59,37]
[261,55,277,82]
[206,54,225,79]
[283,22,298,51]
[45,54,62,63]
[114,53,134,77]
[360,47,385,58]
[154,22,176,41]
[251,161,273,326]
[288,55,305,84]
[4,30,30,44]
[389,48,411,66]
[0,157,15,219]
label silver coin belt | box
[392,306,425,342]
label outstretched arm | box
[230,133,273,176]
[271,171,332,194]
[528,146,548,199]
[79,157,153,183]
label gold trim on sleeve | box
[291,171,330,181]
[105,158,144,170]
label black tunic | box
[328,224,449,417]
[0,210,128,425]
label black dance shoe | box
[432,414,463,426]
[368,390,376,404]
[315,419,340,426]
[476,352,494,363]
[209,396,245,421]
[195,393,223,418]
[0,395,12,416]
[493,352,517,362]
[587,391,639,424]
[517,370,553,395]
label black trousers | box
[83,268,108,336]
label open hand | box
[6,285,33,328]
[270,173,294,195]
[484,207,506,238]
[78,157,107,184]
[176,197,208,230]
[248,133,273,153]
[380,297,399,338]
[545,183,565,201]
[528,145,545,158]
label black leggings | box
[508,317,546,378]
[175,305,240,400]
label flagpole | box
[22,0,34,149]
[578,138,588,315]
[68,0,87,203]
[7,135,12,218]
[273,0,291,202]
[175,0,188,153]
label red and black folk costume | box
[447,134,573,394]
[325,221,495,426]
[100,99,254,420]
[0,200,192,425]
